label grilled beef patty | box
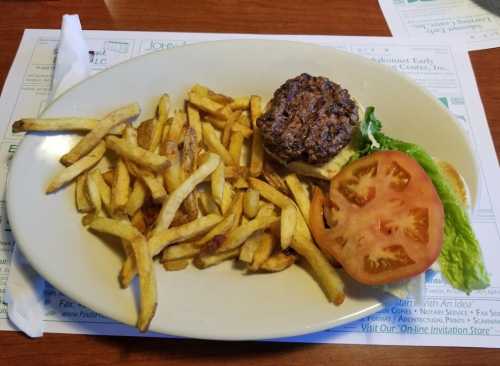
[256,73,359,165]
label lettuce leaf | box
[355,107,490,293]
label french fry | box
[187,103,202,144]
[193,248,239,269]
[126,180,148,216]
[46,141,106,193]
[168,111,186,144]
[156,94,170,123]
[229,131,244,165]
[248,232,276,271]
[188,92,230,120]
[211,162,225,206]
[61,103,140,165]
[229,97,250,111]
[111,159,130,214]
[102,169,114,186]
[89,218,157,331]
[161,141,184,192]
[280,205,296,249]
[239,230,263,263]
[243,189,260,219]
[12,118,126,135]
[161,117,173,144]
[202,122,234,165]
[216,214,278,253]
[137,118,155,150]
[86,170,102,215]
[285,173,310,224]
[222,111,242,147]
[75,173,92,213]
[203,115,226,130]
[249,95,263,177]
[220,181,234,215]
[92,169,112,213]
[125,161,166,203]
[131,210,147,234]
[249,95,262,128]
[248,177,290,208]
[198,190,221,215]
[191,213,235,247]
[162,242,200,261]
[106,136,170,172]
[233,177,248,189]
[261,252,297,272]
[180,128,199,219]
[226,192,243,230]
[151,153,220,235]
[163,259,189,271]
[231,122,253,138]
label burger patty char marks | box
[256,73,359,164]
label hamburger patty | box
[256,73,359,164]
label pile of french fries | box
[14,84,345,332]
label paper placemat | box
[1,29,499,346]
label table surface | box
[1,1,499,365]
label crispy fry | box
[243,189,260,219]
[125,161,166,203]
[86,170,102,215]
[137,118,155,150]
[181,128,199,219]
[12,118,125,134]
[231,122,253,138]
[280,205,296,249]
[239,230,263,263]
[156,94,170,123]
[226,192,243,230]
[211,162,225,206]
[248,232,276,271]
[193,248,239,269]
[229,97,250,110]
[162,259,189,271]
[191,213,235,247]
[220,181,234,215]
[187,103,202,144]
[168,110,186,144]
[248,177,290,208]
[131,210,147,234]
[162,242,200,261]
[203,115,226,130]
[151,153,220,235]
[126,180,148,216]
[202,122,234,165]
[233,177,248,189]
[189,93,230,120]
[161,141,184,192]
[285,173,310,224]
[249,95,262,129]
[106,136,170,172]
[46,141,106,193]
[198,190,221,215]
[261,252,297,272]
[111,159,130,214]
[151,94,170,151]
[216,214,278,253]
[92,169,112,213]
[75,173,92,213]
[222,111,242,147]
[102,169,114,186]
[229,131,244,165]
[249,95,263,177]
[263,162,290,195]
[61,103,140,165]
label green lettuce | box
[354,107,490,293]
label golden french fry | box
[46,141,106,193]
[222,111,241,147]
[161,141,184,192]
[202,122,234,165]
[257,202,278,218]
[125,160,166,203]
[61,103,140,165]
[211,162,225,206]
[162,242,200,261]
[12,118,126,134]
[198,190,221,215]
[137,118,155,150]
[262,163,289,195]
[239,230,263,263]
[233,177,248,189]
[249,95,263,177]
[82,213,97,226]
[92,169,112,213]
[229,97,250,110]
[131,209,147,234]
[226,192,243,230]
[191,213,235,247]
[150,95,170,152]
[261,252,297,272]
[285,174,311,224]
[249,95,262,129]
[220,181,234,215]
[193,248,239,269]
[248,177,290,208]
[151,153,220,235]
[126,180,148,216]
[163,259,189,271]
[75,173,92,213]
[188,92,230,120]
[229,131,244,165]
[187,103,202,144]
[216,214,278,253]
[203,115,226,130]
[232,122,253,138]
[86,170,102,215]
[280,205,296,249]
[168,110,186,144]
[106,136,170,172]
[180,128,199,219]
[248,232,275,271]
[102,169,114,186]
[156,94,170,123]
[243,188,260,219]
[111,159,130,214]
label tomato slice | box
[310,151,444,285]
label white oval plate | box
[7,40,477,340]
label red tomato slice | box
[310,151,444,285]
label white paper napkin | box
[4,14,91,337]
